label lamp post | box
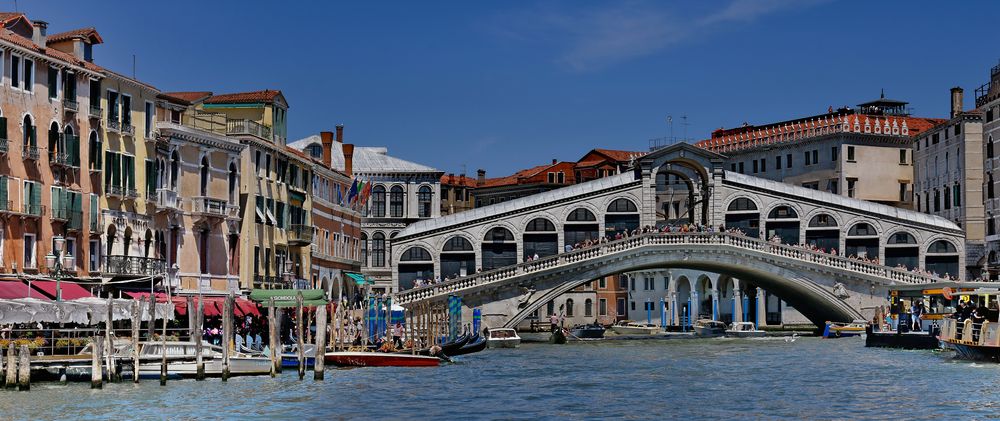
[282,260,295,289]
[44,235,75,302]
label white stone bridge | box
[390,144,966,329]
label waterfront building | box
[289,129,441,293]
[912,88,984,279]
[695,96,945,209]
[574,148,645,183]
[440,173,475,216]
[977,61,1000,279]
[473,160,575,207]
[0,15,124,283]
[296,128,362,297]
[152,92,245,292]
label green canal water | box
[0,337,996,420]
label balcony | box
[102,255,166,277]
[107,185,124,198]
[107,119,120,132]
[88,105,102,119]
[50,207,69,222]
[22,145,39,160]
[226,119,272,141]
[156,189,179,212]
[66,212,83,232]
[121,122,135,137]
[63,98,79,113]
[0,200,11,213]
[0,137,7,154]
[22,203,44,217]
[49,151,70,167]
[191,196,227,218]
[253,274,285,289]
[125,188,139,200]
[288,224,314,245]
[226,203,241,219]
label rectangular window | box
[47,66,59,99]
[63,70,77,102]
[11,55,20,89]
[23,233,36,269]
[617,298,626,316]
[121,95,132,126]
[786,154,792,168]
[932,133,939,144]
[760,158,766,172]
[599,278,606,289]
[730,163,736,172]
[775,156,782,170]
[829,180,838,194]
[255,151,262,175]
[557,172,565,184]
[89,239,100,272]
[599,298,608,316]
[22,58,33,92]
[847,146,856,162]
[752,160,758,174]
[108,90,119,121]
[831,146,838,162]
[64,238,77,270]
[265,154,272,179]
[547,172,555,183]
[899,183,907,202]
[145,101,154,138]
[899,149,907,165]
[812,149,818,164]
[738,162,744,173]
[847,178,858,198]
[253,246,260,275]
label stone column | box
[711,286,719,321]
[756,287,766,326]
[691,291,700,324]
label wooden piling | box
[131,300,140,383]
[186,296,195,339]
[106,296,117,382]
[314,303,326,380]
[306,309,313,344]
[147,294,157,339]
[296,291,305,380]
[222,293,233,381]
[91,336,103,389]
[5,343,15,389]
[268,297,279,376]
[160,298,168,386]
[196,297,205,381]
[16,345,29,391]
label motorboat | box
[135,341,271,378]
[569,323,606,340]
[281,343,317,368]
[486,328,521,348]
[610,321,659,335]
[324,351,441,367]
[822,320,867,338]
[725,322,766,338]
[939,318,1000,361]
[693,319,727,338]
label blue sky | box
[14,0,1000,176]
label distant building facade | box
[977,61,1000,279]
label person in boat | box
[911,300,923,332]
[550,313,559,332]
[392,322,404,348]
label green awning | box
[345,272,370,285]
[289,191,306,203]
[249,289,327,307]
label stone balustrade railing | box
[395,232,949,305]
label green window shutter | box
[0,117,6,139]
[51,186,60,213]
[48,67,57,99]
[104,151,112,187]
[29,125,36,146]
[127,156,135,190]
[90,194,98,231]
[0,177,7,211]
[145,160,153,194]
[31,182,40,207]
[69,134,79,166]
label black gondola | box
[448,334,487,356]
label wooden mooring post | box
[222,293,233,381]
[296,291,305,380]
[16,345,29,391]
[160,298,168,386]
[268,297,279,376]
[91,336,103,389]
[131,300,140,383]
[5,343,16,389]
[106,296,117,382]
[196,297,205,381]
[314,303,326,380]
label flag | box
[346,179,358,205]
[336,184,343,206]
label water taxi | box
[822,320,867,338]
[725,322,766,338]
[325,351,441,367]
[135,341,271,378]
[693,319,727,338]
[486,328,521,348]
[610,321,659,335]
[569,323,606,340]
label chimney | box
[950,87,964,119]
[552,159,557,165]
[343,144,354,178]
[32,20,48,47]
[320,131,334,168]
[335,124,344,143]
[477,169,486,186]
[71,39,85,60]
[448,173,455,184]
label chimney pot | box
[343,144,355,178]
[476,169,486,187]
[950,87,964,119]
[32,20,48,47]
[335,124,344,143]
[320,131,334,168]
[552,159,557,165]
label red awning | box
[0,281,50,300]
[235,299,261,317]
[28,281,94,300]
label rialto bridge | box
[389,144,966,329]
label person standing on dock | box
[911,300,923,332]
[392,322,404,348]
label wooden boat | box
[550,328,567,344]
[135,341,271,378]
[822,320,867,338]
[570,323,606,339]
[693,319,727,338]
[725,322,766,338]
[610,321,659,335]
[324,351,441,367]
[486,328,521,348]
[281,343,317,368]
[940,318,1000,361]
[449,334,487,356]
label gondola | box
[550,328,568,344]
[447,334,487,356]
[394,332,471,357]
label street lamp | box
[45,235,75,301]
[282,259,295,289]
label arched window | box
[482,227,516,270]
[567,208,597,221]
[170,150,180,190]
[371,186,386,217]
[525,218,556,232]
[106,225,117,257]
[441,236,475,279]
[767,205,798,219]
[389,185,404,218]
[22,115,35,149]
[887,232,917,244]
[48,121,59,155]
[360,233,368,266]
[565,298,575,317]
[443,236,473,251]
[200,156,209,196]
[229,162,238,202]
[584,298,593,317]
[400,246,432,261]
[927,240,957,254]
[925,240,959,277]
[727,198,757,211]
[848,223,877,237]
[371,232,385,267]
[808,214,837,227]
[485,227,514,242]
[607,198,638,213]
[417,185,432,218]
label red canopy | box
[122,292,260,318]
[28,280,94,300]
[0,281,50,300]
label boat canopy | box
[345,272,370,286]
[249,289,327,307]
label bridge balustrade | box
[396,232,947,305]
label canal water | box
[0,337,997,419]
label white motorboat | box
[693,319,727,338]
[725,322,766,338]
[610,321,660,335]
[486,328,521,348]
[135,341,271,378]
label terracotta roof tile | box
[441,174,478,188]
[0,27,105,73]
[0,12,25,25]
[204,90,283,105]
[46,27,103,45]
[592,148,646,162]
[160,91,213,104]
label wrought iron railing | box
[22,145,39,160]
[107,119,121,132]
[107,185,124,197]
[125,188,139,199]
[63,98,79,112]
[253,275,285,289]
[89,105,102,118]
[102,255,166,277]
[22,203,44,217]
[395,232,952,305]
[226,119,272,141]
[288,224,314,244]
[49,151,70,166]
[121,123,135,137]
[0,138,7,154]
[50,207,69,221]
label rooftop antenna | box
[666,115,674,141]
[13,0,17,12]
[461,164,467,177]
[681,115,689,141]
[132,54,136,80]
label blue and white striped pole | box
[646,299,652,325]
[660,298,666,329]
